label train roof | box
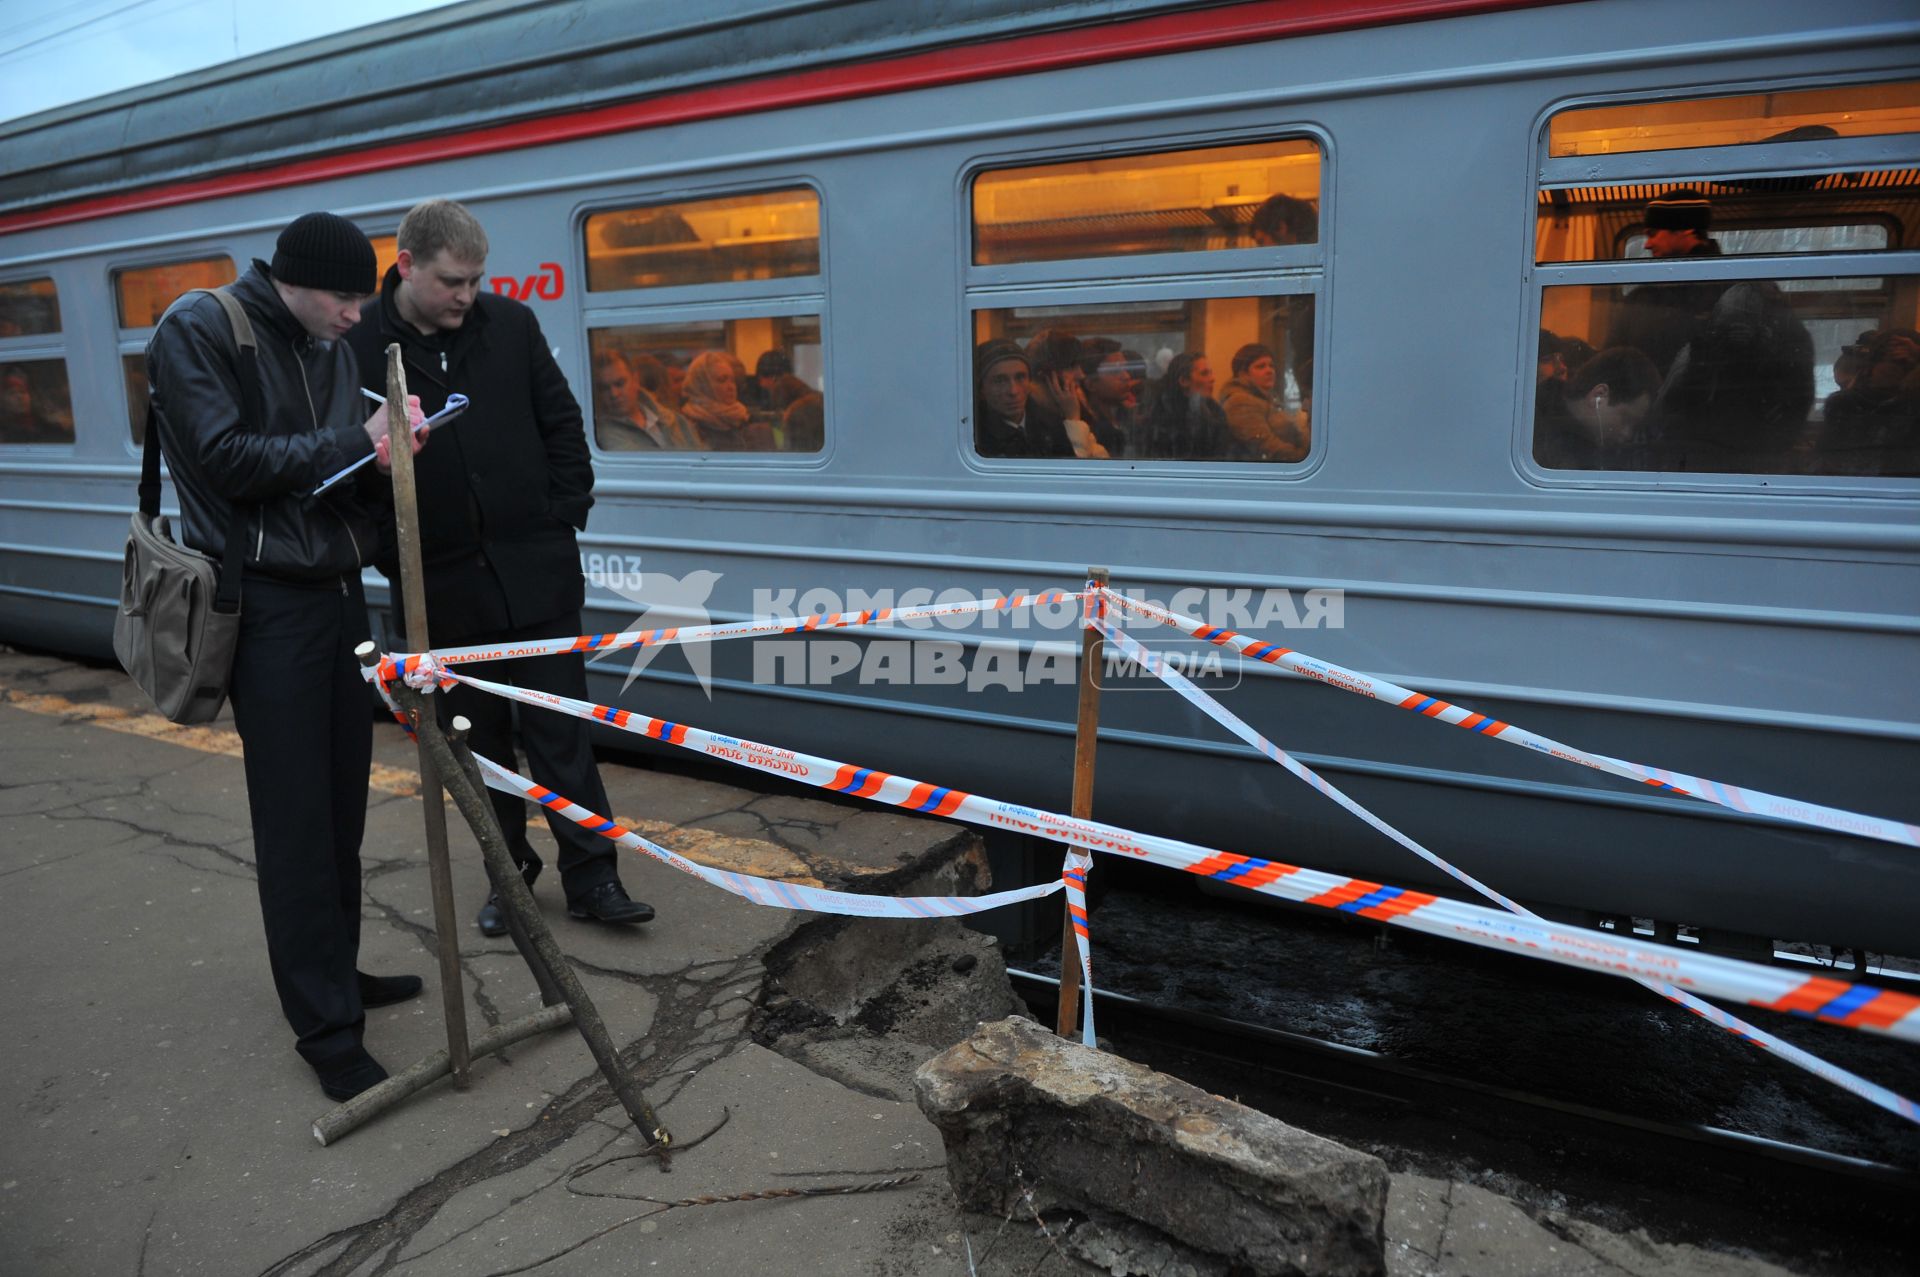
[0,0,1246,220]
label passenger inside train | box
[592,348,698,451]
[0,361,73,445]
[973,337,1072,459]
[966,135,1320,464]
[1534,85,1920,477]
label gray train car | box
[2,0,1916,954]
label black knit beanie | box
[271,212,377,294]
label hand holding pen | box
[311,392,470,495]
[362,389,427,474]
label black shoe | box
[357,971,423,1008]
[314,1047,389,1103]
[477,858,543,937]
[566,881,655,926]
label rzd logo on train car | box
[493,263,566,301]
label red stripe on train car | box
[0,1,1562,235]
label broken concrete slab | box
[915,1016,1390,1277]
[753,915,1029,1101]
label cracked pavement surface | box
[0,649,1806,1275]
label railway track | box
[1003,960,1920,1276]
[1007,968,1916,1186]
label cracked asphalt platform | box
[1,647,1799,1277]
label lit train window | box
[971,138,1321,266]
[124,355,151,447]
[584,317,823,454]
[971,299,1311,462]
[1535,276,1918,476]
[1549,81,1920,156]
[0,278,60,337]
[1536,179,1914,264]
[583,189,820,292]
[0,359,74,445]
[112,256,236,329]
[114,255,237,444]
[369,235,399,283]
[1530,90,1920,480]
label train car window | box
[0,278,60,336]
[971,297,1312,462]
[0,358,75,445]
[1532,89,1920,480]
[971,138,1321,266]
[369,236,399,282]
[1620,225,1889,258]
[1549,81,1920,157]
[124,355,152,447]
[112,257,236,329]
[584,317,823,454]
[1535,276,1918,476]
[583,189,819,292]
[113,256,236,443]
[1535,177,1916,264]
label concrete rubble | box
[915,1016,1390,1277]
[752,913,1029,1102]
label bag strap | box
[141,286,260,612]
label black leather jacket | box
[146,262,380,583]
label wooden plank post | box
[1057,566,1108,1040]
[447,717,567,1012]
[384,344,473,1089]
[371,686,674,1161]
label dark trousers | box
[227,575,372,1067]
[439,610,621,904]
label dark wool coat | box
[346,267,593,640]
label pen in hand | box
[312,393,469,495]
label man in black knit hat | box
[146,212,427,1103]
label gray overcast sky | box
[0,0,463,125]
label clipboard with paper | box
[311,392,469,496]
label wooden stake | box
[387,684,674,1162]
[1057,566,1108,1040]
[449,718,566,1011]
[312,1005,572,1146]
[384,344,472,1089]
